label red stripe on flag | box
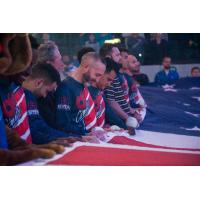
[109,136,200,151]
[48,145,200,166]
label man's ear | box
[34,79,44,88]
[82,62,89,72]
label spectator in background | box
[42,33,51,44]
[154,56,179,86]
[95,33,113,46]
[37,42,65,81]
[77,47,96,64]
[79,33,88,46]
[72,55,79,67]
[62,54,77,75]
[120,48,149,86]
[85,34,100,53]
[127,33,145,64]
[146,33,169,64]
[191,67,200,77]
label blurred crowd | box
[35,33,200,65]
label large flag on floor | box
[20,77,200,166]
[140,77,200,136]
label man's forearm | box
[107,100,129,121]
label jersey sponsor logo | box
[57,96,71,111]
[27,109,39,116]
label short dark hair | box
[191,66,200,73]
[77,47,95,63]
[104,57,119,74]
[30,63,61,85]
[162,56,171,61]
[99,43,116,59]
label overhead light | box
[104,38,121,44]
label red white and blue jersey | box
[24,89,77,144]
[118,73,130,104]
[0,106,7,149]
[124,73,147,121]
[55,76,97,135]
[88,86,105,128]
[124,74,146,108]
[0,78,32,143]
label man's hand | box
[82,135,100,143]
[89,130,107,141]
[133,111,142,124]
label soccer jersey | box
[88,86,105,128]
[0,106,7,149]
[0,77,32,143]
[124,73,147,121]
[24,89,75,145]
[56,76,97,135]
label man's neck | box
[22,81,34,94]
[164,67,170,71]
[131,69,140,76]
[70,67,84,84]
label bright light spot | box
[104,38,121,44]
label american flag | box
[22,77,200,166]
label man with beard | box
[89,58,127,129]
[55,52,106,136]
[120,48,149,86]
[100,44,139,131]
[154,56,179,86]
[120,53,147,123]
[78,47,127,129]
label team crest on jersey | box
[75,89,91,123]
[2,98,21,128]
[76,90,86,110]
[2,93,16,118]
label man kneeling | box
[22,63,81,144]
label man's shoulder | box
[170,66,178,72]
[88,86,99,94]
[156,70,165,76]
[23,89,36,100]
[57,76,73,91]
